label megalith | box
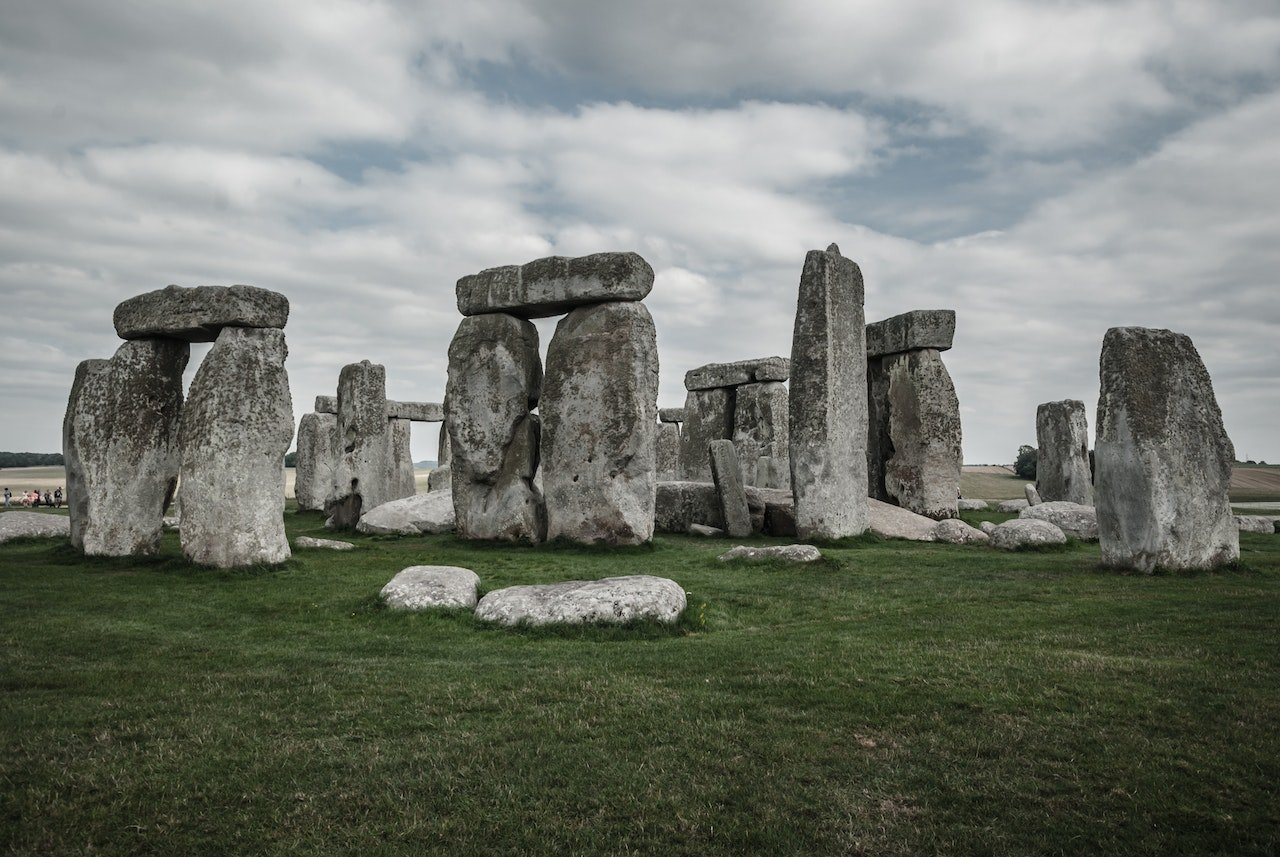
[62,339,188,555]
[709,439,751,538]
[656,421,681,481]
[788,244,868,539]
[179,327,293,567]
[732,381,789,489]
[456,252,654,318]
[1035,399,1093,505]
[294,412,338,512]
[385,417,416,500]
[678,388,733,481]
[326,361,392,528]
[114,284,289,341]
[541,301,658,545]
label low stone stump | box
[381,566,480,610]
[475,575,686,627]
[294,536,355,551]
[0,512,71,544]
[989,519,1068,550]
[997,499,1030,514]
[357,492,456,536]
[932,519,989,544]
[1236,515,1276,534]
[718,544,823,563]
[958,499,989,511]
[868,497,937,541]
[1021,502,1098,540]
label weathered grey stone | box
[1036,400,1094,505]
[381,566,480,611]
[314,395,337,414]
[1095,327,1238,572]
[685,357,789,391]
[979,520,997,536]
[357,490,456,536]
[386,400,444,422]
[753,455,790,491]
[542,302,658,545]
[385,418,417,502]
[709,440,752,538]
[1021,501,1098,540]
[457,252,654,318]
[475,575,685,626]
[0,511,71,544]
[865,310,955,359]
[437,420,452,466]
[688,523,724,537]
[179,327,292,567]
[958,499,989,511]
[932,518,990,544]
[718,544,823,563]
[655,421,681,481]
[868,497,937,542]
[427,465,452,493]
[653,481,771,534]
[294,412,338,512]
[294,536,355,551]
[445,314,545,543]
[63,340,187,556]
[997,498,1030,514]
[1235,515,1275,534]
[326,361,391,528]
[989,518,1067,550]
[678,388,733,481]
[658,407,686,423]
[113,284,288,342]
[1024,483,1042,506]
[789,244,868,539]
[733,381,789,485]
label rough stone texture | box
[958,499,989,511]
[0,511,71,544]
[932,518,990,544]
[541,302,658,545]
[445,314,545,543]
[1235,515,1275,534]
[357,491,456,536]
[865,309,955,359]
[868,349,961,520]
[294,536,355,551]
[997,499,1030,514]
[653,481,772,534]
[386,400,444,422]
[437,420,452,467]
[655,421,681,481]
[718,544,823,563]
[1095,327,1238,572]
[385,418,417,501]
[381,566,480,611]
[327,361,390,527]
[733,381,789,486]
[678,388,733,482]
[709,440,752,538]
[659,407,686,423]
[315,395,337,414]
[1021,501,1098,540]
[114,284,289,342]
[688,523,724,537]
[427,465,452,493]
[162,516,180,531]
[63,340,188,556]
[179,327,293,567]
[685,357,789,391]
[753,456,790,491]
[868,497,937,542]
[789,244,868,539]
[475,575,686,626]
[979,520,997,536]
[1024,484,1042,506]
[989,518,1068,550]
[457,252,654,318]
[1036,400,1094,505]
[294,413,338,512]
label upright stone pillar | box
[656,422,681,481]
[733,381,789,489]
[1095,327,1238,572]
[1036,399,1093,505]
[709,439,751,538]
[62,339,188,555]
[385,417,416,500]
[542,302,659,545]
[327,360,391,527]
[678,388,733,481]
[789,244,867,539]
[294,412,338,512]
[179,327,293,567]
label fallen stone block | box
[1021,502,1098,540]
[1236,515,1276,534]
[0,511,70,544]
[381,566,480,611]
[294,536,355,551]
[688,523,724,537]
[958,499,989,511]
[989,518,1067,551]
[357,491,455,536]
[932,518,990,544]
[717,544,822,563]
[868,497,937,541]
[997,499,1030,514]
[475,575,686,626]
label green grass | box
[3,511,1280,855]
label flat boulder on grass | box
[381,566,480,611]
[0,512,70,544]
[688,523,724,537]
[475,575,685,627]
[357,491,456,536]
[717,544,823,563]
[997,498,1030,514]
[113,284,289,341]
[868,497,937,541]
[294,536,355,551]
[1021,502,1099,540]
[931,518,989,545]
[958,499,989,511]
[1236,515,1276,534]
[989,518,1068,551]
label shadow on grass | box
[46,541,300,578]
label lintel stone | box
[865,310,955,359]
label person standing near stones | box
[54,486,63,507]
[2,487,10,507]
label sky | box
[2,0,1278,465]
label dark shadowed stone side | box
[788,245,868,538]
[113,284,289,341]
[179,327,293,567]
[542,302,658,545]
[456,252,654,318]
[653,481,774,534]
[1095,326,1238,572]
[880,349,962,520]
[732,381,789,486]
[63,340,188,555]
[1036,399,1093,505]
[684,356,790,391]
[709,440,752,538]
[294,412,338,512]
[678,388,734,482]
[385,418,416,501]
[865,310,955,359]
[865,355,893,501]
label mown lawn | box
[2,509,1279,855]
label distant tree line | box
[0,452,64,468]
[1014,445,1037,480]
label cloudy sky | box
[2,0,1278,464]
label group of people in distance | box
[2,487,62,508]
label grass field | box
[2,506,1279,855]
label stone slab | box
[717,544,823,563]
[114,284,288,342]
[684,356,789,391]
[357,490,456,536]
[294,536,355,551]
[989,518,1068,550]
[381,565,480,611]
[658,407,686,423]
[865,309,955,359]
[475,575,686,626]
[315,395,337,414]
[456,252,653,318]
[677,388,733,482]
[1021,501,1098,540]
[709,439,752,539]
[386,401,444,422]
[1035,399,1094,505]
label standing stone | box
[326,361,391,528]
[542,301,659,545]
[733,381,789,487]
[179,327,293,567]
[1024,483,1042,506]
[385,417,416,500]
[656,421,681,481]
[445,313,545,542]
[789,244,868,539]
[62,340,188,555]
[709,440,752,538]
[1095,327,1238,571]
[294,412,338,512]
[1036,400,1094,505]
[678,388,733,481]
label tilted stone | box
[314,395,337,414]
[733,381,789,485]
[294,412,338,512]
[179,327,293,567]
[475,575,686,626]
[865,309,955,359]
[113,284,288,342]
[655,422,680,481]
[867,497,937,542]
[658,407,686,423]
[1095,327,1238,572]
[684,356,789,391]
[1035,400,1093,505]
[1024,483,1042,506]
[358,490,456,536]
[386,400,444,422]
[381,566,479,611]
[456,251,654,318]
[708,440,752,538]
[63,340,187,556]
[541,301,658,545]
[789,244,868,538]
[326,361,393,528]
[678,388,733,482]
[653,481,773,534]
[437,419,452,466]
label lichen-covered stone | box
[0,511,71,544]
[326,361,391,527]
[932,518,989,544]
[656,421,680,481]
[997,498,1030,514]
[113,284,288,342]
[427,465,452,493]
[865,309,955,359]
[1035,399,1093,505]
[684,356,789,391]
[357,490,456,536]
[733,381,788,484]
[989,518,1067,550]
[868,497,937,541]
[456,252,653,318]
[386,400,443,422]
[542,302,658,545]
[653,481,772,534]
[678,388,733,482]
[658,407,686,423]
[314,395,337,414]
[1236,515,1276,534]
[381,566,479,611]
[294,412,338,512]
[475,575,685,626]
[179,327,293,567]
[1024,483,1042,506]
[1095,327,1238,572]
[718,544,822,563]
[958,499,989,511]
[708,440,751,538]
[294,536,355,551]
[385,418,417,502]
[1021,501,1098,540]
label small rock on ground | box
[997,498,1030,514]
[475,575,685,626]
[718,544,823,562]
[958,499,989,511]
[989,518,1067,550]
[1235,515,1277,534]
[294,536,355,551]
[931,518,989,544]
[688,523,724,537]
[381,566,480,610]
